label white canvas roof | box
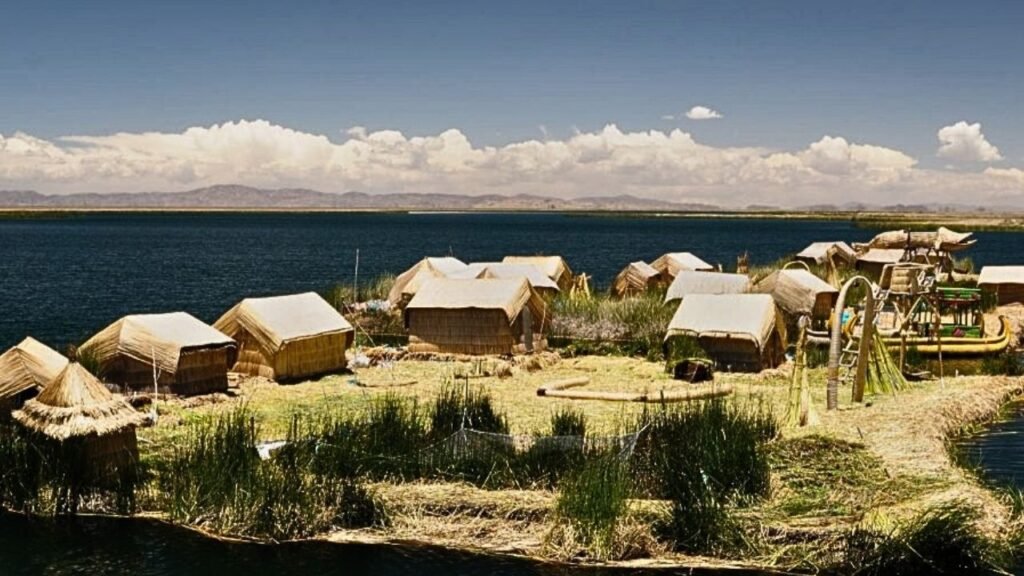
[753,269,837,316]
[388,257,468,305]
[449,262,560,291]
[651,252,714,277]
[857,248,906,264]
[665,271,750,303]
[796,241,856,263]
[665,294,778,349]
[406,278,543,322]
[978,266,1024,286]
[214,292,354,351]
[501,256,571,281]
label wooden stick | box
[536,377,590,396]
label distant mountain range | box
[0,186,718,212]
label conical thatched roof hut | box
[0,337,69,414]
[664,294,785,372]
[13,363,144,480]
[388,257,468,308]
[611,261,661,298]
[650,252,714,281]
[501,256,574,291]
[80,312,237,396]
[664,271,751,304]
[405,278,547,355]
[449,262,560,298]
[752,269,838,322]
[214,292,355,381]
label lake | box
[3,211,1024,350]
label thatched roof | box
[978,266,1024,286]
[665,271,750,303]
[650,252,714,278]
[80,312,236,376]
[0,337,69,402]
[796,241,856,264]
[12,363,144,441]
[388,257,468,306]
[501,256,573,283]
[752,269,837,316]
[612,261,661,296]
[665,294,779,349]
[405,278,546,323]
[214,292,354,353]
[450,263,560,292]
[857,248,906,264]
[853,227,975,253]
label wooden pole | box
[853,290,875,403]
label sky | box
[1,0,1023,206]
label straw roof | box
[80,312,236,376]
[501,256,573,283]
[665,294,779,349]
[214,292,354,353]
[650,252,714,278]
[978,266,1024,286]
[450,263,560,292]
[405,278,546,323]
[796,241,856,264]
[752,269,837,316]
[0,337,69,402]
[12,363,145,441]
[853,227,975,253]
[388,257,468,306]
[665,271,750,303]
[612,261,661,296]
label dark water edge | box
[0,512,773,576]
[957,401,1024,491]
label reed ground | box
[136,351,1024,570]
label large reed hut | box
[450,262,560,299]
[12,362,145,482]
[795,241,857,267]
[502,256,574,291]
[612,261,662,298]
[214,292,355,381]
[664,294,785,372]
[80,312,237,396]
[405,278,547,355]
[650,252,714,282]
[752,269,838,330]
[0,337,68,415]
[978,266,1024,305]
[388,257,468,308]
[665,271,751,304]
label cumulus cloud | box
[685,106,723,120]
[2,118,1024,206]
[936,121,1002,163]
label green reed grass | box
[553,454,630,560]
[549,292,675,360]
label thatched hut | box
[12,362,145,482]
[0,337,68,415]
[502,256,574,291]
[855,248,906,280]
[664,294,785,372]
[978,266,1024,305]
[214,292,355,381]
[795,241,856,267]
[752,269,838,330]
[80,312,237,396]
[611,261,662,298]
[450,262,560,299]
[665,271,751,304]
[388,257,468,308]
[650,252,714,282]
[404,278,547,355]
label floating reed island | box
[2,228,1024,573]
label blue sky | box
[1,1,1022,204]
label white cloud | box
[3,118,1024,206]
[661,114,676,121]
[685,106,723,120]
[936,121,1002,163]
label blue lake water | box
[3,211,1024,350]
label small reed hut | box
[665,271,751,304]
[612,261,662,298]
[664,294,785,372]
[752,269,838,331]
[650,252,715,282]
[978,266,1024,305]
[450,262,560,299]
[0,337,69,415]
[388,257,468,308]
[795,241,857,267]
[12,362,145,483]
[502,256,574,291]
[405,278,548,355]
[214,292,355,381]
[80,312,237,396]
[855,249,906,280]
